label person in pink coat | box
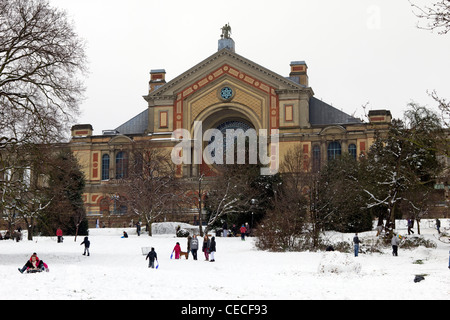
[172,242,181,259]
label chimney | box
[149,69,166,93]
[368,110,392,123]
[289,61,308,87]
[71,124,93,138]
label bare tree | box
[1,0,87,229]
[0,0,87,145]
[204,162,278,235]
[410,0,450,34]
[121,143,181,236]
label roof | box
[115,109,148,135]
[113,97,361,136]
[309,97,362,126]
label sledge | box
[26,269,46,274]
[20,264,50,274]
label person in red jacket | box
[240,225,247,241]
[56,228,63,243]
[18,253,49,273]
[172,242,181,259]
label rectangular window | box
[102,154,110,180]
[285,105,294,122]
[160,111,168,128]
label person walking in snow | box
[190,234,199,260]
[245,222,250,237]
[136,222,141,236]
[56,227,63,243]
[222,221,228,238]
[172,242,181,259]
[391,234,401,256]
[407,219,414,235]
[202,235,210,261]
[209,236,216,262]
[353,233,361,257]
[436,219,441,234]
[231,224,237,237]
[240,225,247,241]
[146,247,158,268]
[80,236,90,256]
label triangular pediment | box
[144,49,311,101]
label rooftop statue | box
[221,23,232,39]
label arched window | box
[348,144,357,159]
[116,151,129,179]
[312,145,321,172]
[102,154,110,180]
[327,141,341,161]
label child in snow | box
[80,236,90,256]
[146,248,158,268]
[121,231,128,238]
[202,235,210,261]
[172,242,181,259]
[209,236,216,262]
[18,253,48,273]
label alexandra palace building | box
[69,34,393,225]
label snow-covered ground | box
[0,220,449,300]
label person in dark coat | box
[209,236,216,262]
[202,235,210,261]
[222,221,228,237]
[80,236,90,256]
[136,222,141,236]
[353,233,361,257]
[146,247,158,268]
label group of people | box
[221,222,251,240]
[0,228,22,242]
[183,234,217,262]
[353,232,409,257]
[145,234,218,269]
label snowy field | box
[0,220,449,300]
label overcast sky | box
[49,0,450,135]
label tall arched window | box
[327,141,342,161]
[348,144,357,159]
[116,151,129,179]
[102,154,110,180]
[312,145,321,172]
